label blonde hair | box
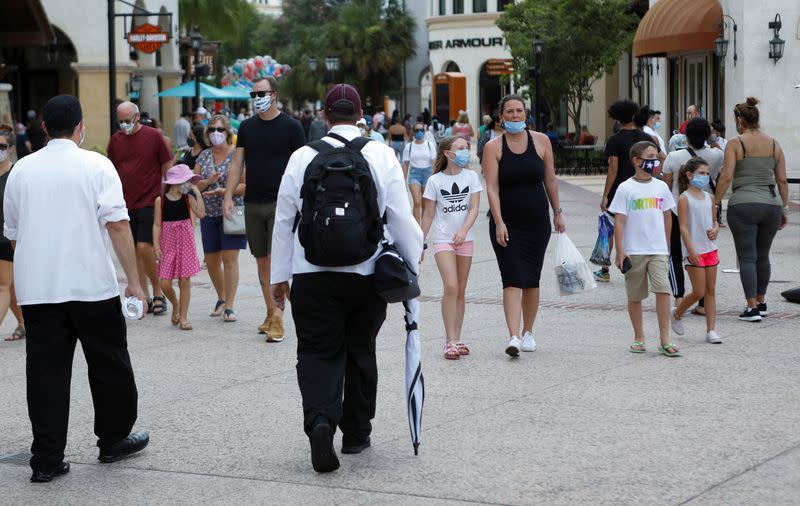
[458,111,469,124]
[205,114,234,145]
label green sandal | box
[629,341,646,353]
[659,342,682,357]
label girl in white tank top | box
[672,158,722,344]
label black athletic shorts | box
[0,241,13,262]
[128,207,155,244]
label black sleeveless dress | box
[489,133,551,288]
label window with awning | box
[633,0,723,57]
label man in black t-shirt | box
[596,100,662,282]
[224,76,306,341]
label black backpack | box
[295,132,383,267]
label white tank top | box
[680,190,718,258]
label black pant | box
[669,212,685,298]
[291,272,387,443]
[22,297,138,471]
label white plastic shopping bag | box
[554,233,597,296]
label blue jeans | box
[408,166,432,187]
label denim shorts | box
[200,215,248,254]
[408,166,432,187]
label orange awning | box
[633,0,723,58]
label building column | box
[72,64,136,152]
[159,73,183,139]
[0,83,13,126]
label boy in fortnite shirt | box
[609,141,680,357]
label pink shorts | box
[433,241,474,257]
[685,250,719,268]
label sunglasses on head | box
[0,143,8,150]
[249,91,273,98]
[207,127,227,133]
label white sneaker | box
[520,331,537,352]
[505,336,521,357]
[705,330,722,344]
[671,309,685,336]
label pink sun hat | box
[162,164,200,190]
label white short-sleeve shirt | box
[3,139,129,305]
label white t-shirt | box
[402,140,436,168]
[423,169,483,243]
[643,125,666,153]
[608,177,676,256]
[662,146,724,211]
[3,139,129,305]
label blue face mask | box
[503,121,527,134]
[414,130,425,140]
[691,174,710,189]
[452,149,470,167]
[655,121,663,130]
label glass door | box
[686,55,706,118]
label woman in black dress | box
[482,95,565,358]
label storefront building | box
[633,0,799,176]
[426,0,515,129]
[0,0,182,151]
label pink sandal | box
[444,342,460,360]
[454,342,470,355]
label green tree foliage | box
[272,0,416,107]
[178,0,256,46]
[498,0,638,137]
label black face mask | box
[640,158,660,174]
[187,138,196,148]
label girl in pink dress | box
[153,164,206,330]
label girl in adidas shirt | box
[421,137,483,360]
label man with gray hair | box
[107,101,173,316]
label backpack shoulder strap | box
[686,147,697,157]
[327,132,371,152]
[308,139,335,155]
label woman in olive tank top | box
[714,98,789,322]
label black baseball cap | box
[42,95,83,133]
[324,84,361,116]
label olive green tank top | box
[729,137,782,206]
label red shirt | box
[679,119,689,134]
[107,125,172,210]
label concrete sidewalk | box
[1,175,798,505]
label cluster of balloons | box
[221,55,291,88]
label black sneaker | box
[310,422,339,473]
[738,307,762,322]
[758,302,768,316]
[341,437,371,454]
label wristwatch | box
[552,207,563,215]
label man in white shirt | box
[172,112,191,149]
[270,84,422,473]
[3,95,150,483]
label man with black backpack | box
[270,84,422,473]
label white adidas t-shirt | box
[608,177,676,255]
[423,169,483,243]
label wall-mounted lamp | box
[768,14,785,64]
[714,14,737,66]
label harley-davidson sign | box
[127,24,169,54]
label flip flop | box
[691,307,706,316]
[454,342,470,355]
[629,341,646,353]
[223,309,237,322]
[171,310,180,326]
[4,325,26,341]
[210,300,226,317]
[180,321,193,331]
[659,342,682,357]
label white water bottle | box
[122,297,144,320]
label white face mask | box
[253,95,272,114]
[0,149,8,162]
[180,182,191,195]
[209,131,227,146]
[78,126,86,147]
[359,127,366,136]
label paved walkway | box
[1,175,799,505]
